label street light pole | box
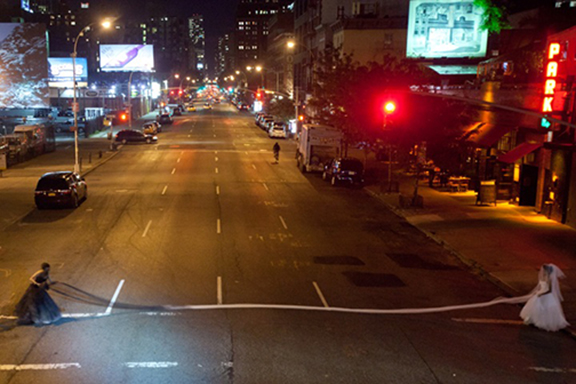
[128,71,134,128]
[72,19,112,174]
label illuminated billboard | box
[406,0,488,58]
[99,44,155,72]
[48,57,88,88]
[0,23,49,108]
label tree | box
[474,0,510,33]
[268,97,294,122]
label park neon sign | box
[542,42,561,113]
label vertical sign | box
[542,42,561,114]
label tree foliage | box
[307,47,475,170]
[268,97,294,122]
[474,0,510,33]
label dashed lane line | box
[217,219,221,234]
[142,220,152,237]
[252,164,257,170]
[105,280,125,315]
[171,168,176,175]
[216,185,220,195]
[124,362,178,369]
[279,216,288,230]
[215,167,219,174]
[0,363,81,371]
[262,183,269,191]
[161,185,168,195]
[217,276,223,305]
[313,282,329,308]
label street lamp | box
[246,65,264,88]
[72,18,113,174]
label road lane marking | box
[217,219,221,234]
[215,151,218,154]
[215,157,218,162]
[217,276,223,305]
[451,318,524,325]
[124,362,178,369]
[161,185,168,195]
[0,363,81,371]
[215,167,219,174]
[0,269,11,277]
[105,279,125,315]
[171,168,176,175]
[252,164,257,170]
[142,220,152,237]
[279,216,288,230]
[216,185,220,195]
[177,158,181,163]
[313,282,329,308]
[262,183,269,191]
[188,135,191,138]
[528,367,576,373]
[214,134,216,138]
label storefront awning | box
[497,142,543,164]
[463,122,514,148]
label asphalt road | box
[0,103,575,384]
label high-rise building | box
[216,33,235,77]
[234,0,292,70]
[188,15,206,78]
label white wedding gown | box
[520,269,570,332]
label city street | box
[0,104,574,384]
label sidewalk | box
[365,176,576,337]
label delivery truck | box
[296,124,342,173]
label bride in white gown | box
[520,264,570,332]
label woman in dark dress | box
[15,263,61,325]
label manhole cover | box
[343,272,405,287]
[313,256,365,266]
[387,253,456,270]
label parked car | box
[323,158,365,186]
[115,129,157,144]
[268,121,288,138]
[142,122,158,135]
[34,171,87,209]
[156,113,173,125]
[260,116,274,130]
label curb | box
[80,147,122,178]
[364,187,576,339]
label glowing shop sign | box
[542,42,561,114]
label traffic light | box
[256,89,262,99]
[120,113,127,121]
[298,115,305,122]
[383,101,396,115]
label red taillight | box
[60,190,72,194]
[120,114,127,121]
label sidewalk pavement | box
[365,177,576,337]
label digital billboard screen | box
[99,44,154,72]
[406,0,488,59]
[48,57,88,88]
[0,23,49,108]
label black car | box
[35,171,87,209]
[323,158,365,186]
[115,129,157,144]
[156,113,173,125]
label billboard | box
[406,0,488,58]
[48,57,88,88]
[0,23,49,108]
[99,44,154,72]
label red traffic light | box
[298,115,304,122]
[256,89,262,99]
[383,101,396,114]
[120,113,127,121]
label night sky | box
[100,0,240,74]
